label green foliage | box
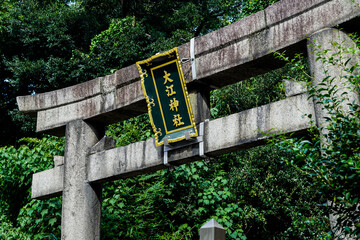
[271,34,360,238]
[0,0,84,145]
[227,148,330,239]
[16,198,62,239]
[100,146,330,239]
[102,69,330,238]
[0,0,124,145]
[210,66,287,118]
[209,55,312,119]
[0,0,282,145]
[1,0,334,239]
[73,16,151,77]
[100,17,328,238]
[0,198,62,240]
[106,114,152,147]
[104,99,330,239]
[0,214,32,240]
[0,0,15,33]
[0,136,64,239]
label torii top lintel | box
[16,0,360,136]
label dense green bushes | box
[272,34,360,238]
[99,145,330,239]
[0,0,279,145]
[0,137,64,239]
[3,0,358,239]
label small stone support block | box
[200,219,226,240]
[189,89,210,124]
[90,136,116,154]
[31,165,63,199]
[53,155,64,167]
[283,79,306,97]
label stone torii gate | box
[16,0,360,239]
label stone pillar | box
[307,28,359,240]
[200,219,226,240]
[308,28,359,130]
[61,120,103,240]
[189,87,210,124]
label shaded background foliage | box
[0,0,344,239]
[0,0,279,145]
[272,39,360,238]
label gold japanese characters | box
[137,48,198,146]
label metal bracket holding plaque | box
[190,38,197,81]
[163,122,206,167]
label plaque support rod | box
[163,122,206,167]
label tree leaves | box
[0,136,64,238]
[272,34,360,238]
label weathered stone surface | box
[17,44,189,114]
[17,78,101,113]
[196,38,251,83]
[265,0,327,26]
[177,42,192,80]
[87,138,162,182]
[250,0,360,61]
[204,93,315,156]
[33,93,315,197]
[195,10,266,55]
[53,155,64,167]
[189,89,210,124]
[36,95,103,132]
[24,2,360,238]
[25,3,360,240]
[31,166,63,199]
[186,0,360,85]
[307,28,360,240]
[113,64,140,87]
[115,80,144,109]
[308,28,360,129]
[61,120,102,240]
[87,93,315,183]
[283,79,307,97]
[90,136,116,154]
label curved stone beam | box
[17,0,360,136]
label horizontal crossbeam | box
[32,165,64,199]
[32,93,314,199]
